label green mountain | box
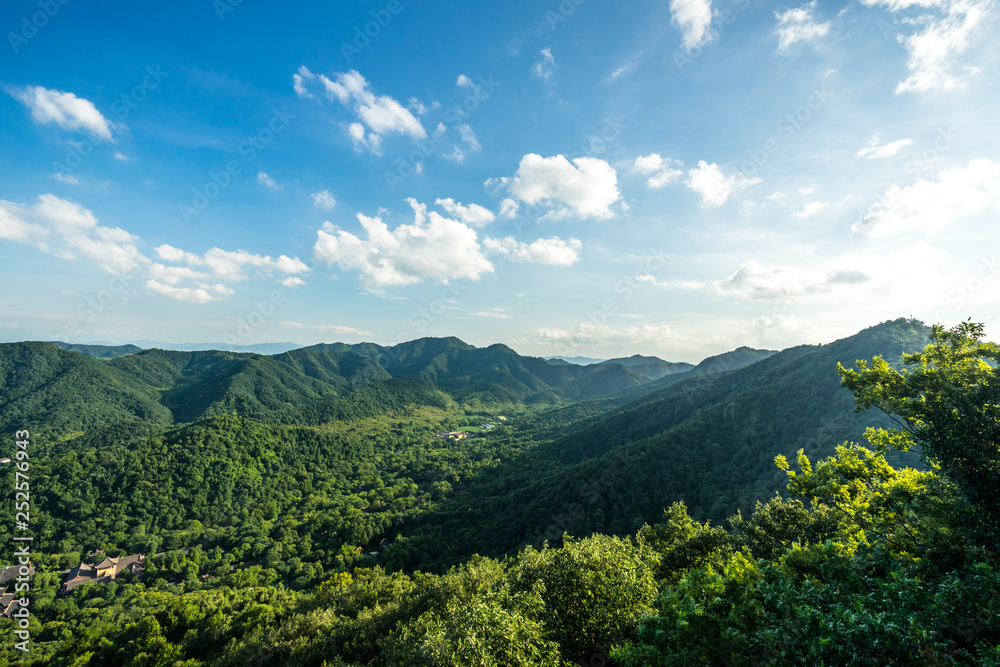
[594,354,696,379]
[393,318,930,567]
[50,341,144,359]
[0,342,172,435]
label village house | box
[60,552,145,595]
[0,564,34,618]
[434,431,469,440]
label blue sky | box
[1,0,998,361]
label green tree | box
[840,320,1000,545]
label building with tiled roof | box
[60,553,145,595]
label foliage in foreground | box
[2,321,1000,665]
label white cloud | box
[313,199,494,287]
[113,151,130,161]
[670,0,716,51]
[471,311,512,319]
[457,124,481,152]
[9,85,113,141]
[0,194,145,274]
[484,236,583,266]
[199,248,309,282]
[51,173,79,185]
[257,171,283,191]
[496,153,622,220]
[499,198,519,219]
[532,47,557,83]
[0,195,311,304]
[685,161,761,207]
[793,200,830,217]
[636,274,707,289]
[715,260,873,301]
[855,133,915,159]
[435,198,495,227]
[155,244,203,265]
[281,321,371,336]
[854,158,1000,237]
[145,244,309,303]
[531,322,683,347]
[456,74,475,89]
[145,280,234,304]
[862,0,994,93]
[294,67,426,154]
[154,244,310,282]
[633,153,685,189]
[406,97,427,116]
[313,190,337,211]
[775,1,832,53]
[147,263,212,285]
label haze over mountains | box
[15,336,775,436]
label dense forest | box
[3,318,998,664]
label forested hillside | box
[6,318,994,666]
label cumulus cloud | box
[775,1,832,53]
[151,243,310,298]
[490,154,622,220]
[484,236,582,266]
[854,158,1000,237]
[257,171,283,191]
[0,194,311,304]
[862,0,994,93]
[670,0,716,51]
[313,199,494,287]
[0,194,144,274]
[633,153,685,189]
[855,133,914,159]
[313,190,337,211]
[685,161,761,207]
[793,200,830,217]
[456,74,475,89]
[146,245,308,302]
[294,66,426,154]
[435,198,495,227]
[145,281,234,304]
[8,85,114,141]
[715,260,873,301]
[499,198,519,219]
